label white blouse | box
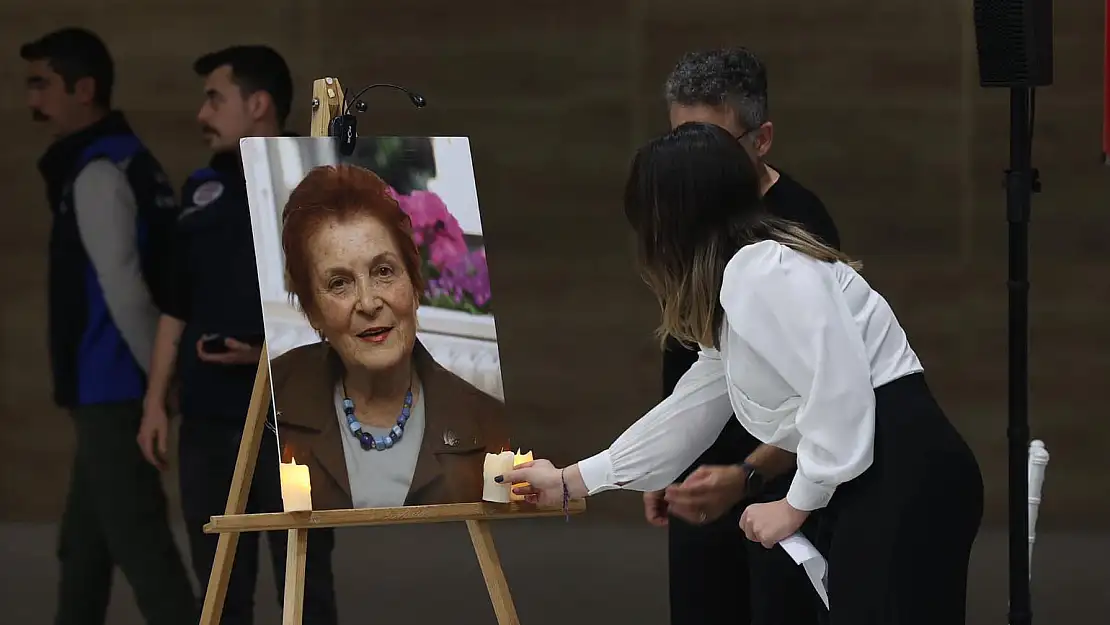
[576,240,923,511]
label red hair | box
[281,164,424,316]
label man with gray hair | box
[643,48,839,625]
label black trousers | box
[818,374,982,624]
[667,419,825,625]
[178,418,338,625]
[55,400,197,625]
[664,340,824,625]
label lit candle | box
[482,450,515,503]
[509,449,534,502]
[279,460,313,511]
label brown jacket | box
[272,341,509,510]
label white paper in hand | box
[778,533,829,609]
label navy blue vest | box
[48,133,179,407]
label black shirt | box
[661,169,840,481]
[165,151,264,421]
[761,170,839,249]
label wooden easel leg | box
[199,347,273,625]
[198,532,242,625]
[282,528,308,625]
[466,519,521,625]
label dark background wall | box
[1,0,1106,537]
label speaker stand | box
[1005,86,1037,625]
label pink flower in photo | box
[391,187,468,267]
[428,234,468,268]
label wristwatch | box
[740,462,765,497]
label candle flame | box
[513,449,533,468]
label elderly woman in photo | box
[272,164,509,510]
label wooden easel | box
[198,77,585,625]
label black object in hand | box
[201,335,230,354]
[201,333,265,354]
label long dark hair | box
[623,122,858,349]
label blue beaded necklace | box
[341,384,414,452]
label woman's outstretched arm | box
[573,348,733,494]
[501,348,732,503]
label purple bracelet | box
[560,468,570,522]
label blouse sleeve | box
[721,243,876,511]
[576,348,734,495]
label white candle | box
[509,449,534,502]
[482,451,515,503]
[280,460,313,511]
[1027,440,1050,578]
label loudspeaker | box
[973,0,1054,87]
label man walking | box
[645,48,841,625]
[138,45,337,625]
[22,27,197,625]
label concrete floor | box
[1,519,1106,625]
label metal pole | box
[1006,85,1034,625]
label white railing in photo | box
[413,306,503,401]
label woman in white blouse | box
[500,122,984,624]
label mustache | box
[31,109,49,122]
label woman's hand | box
[496,459,564,507]
[739,498,810,548]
